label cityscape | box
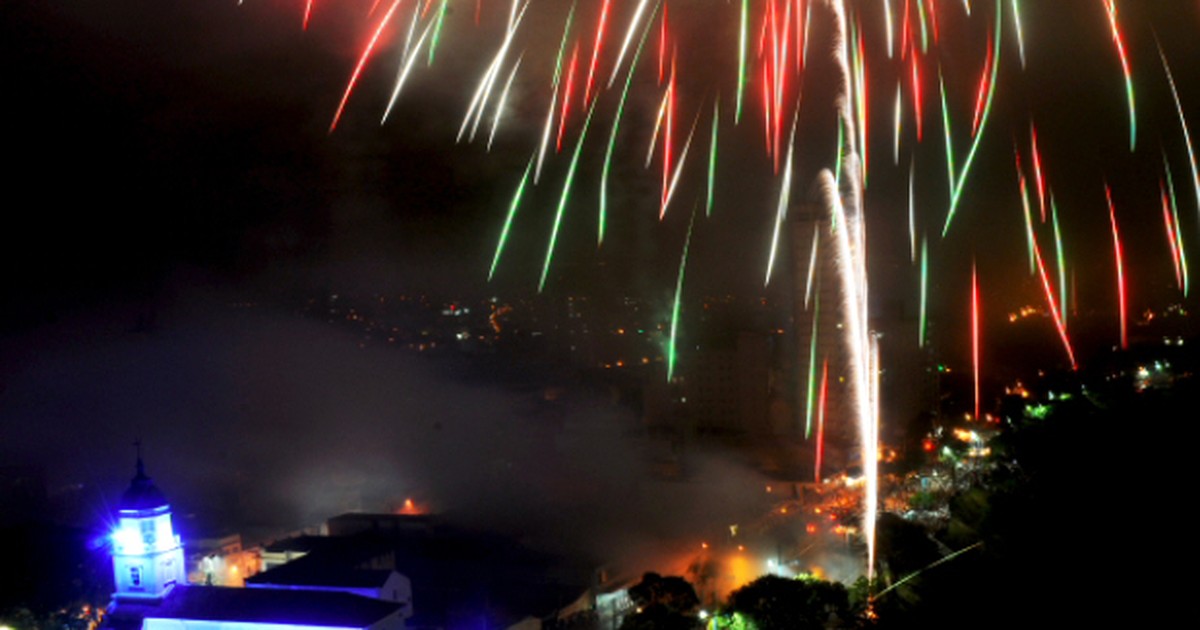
[3,1,1198,629]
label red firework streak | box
[1018,160,1077,370]
[795,0,806,71]
[328,0,404,133]
[661,56,676,218]
[972,262,981,420]
[556,42,580,153]
[659,3,668,85]
[1162,181,1184,292]
[1031,228,1078,370]
[970,28,994,138]
[1030,124,1047,221]
[1106,184,1128,350]
[773,0,788,173]
[583,0,613,106]
[910,41,923,142]
[814,359,829,483]
[925,0,939,44]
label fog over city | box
[4,282,796,571]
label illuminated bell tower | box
[110,451,185,601]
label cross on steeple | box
[134,438,146,479]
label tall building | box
[684,332,773,437]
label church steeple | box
[111,445,185,601]
[119,441,169,513]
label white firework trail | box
[819,0,878,584]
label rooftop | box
[106,585,401,629]
[118,457,168,512]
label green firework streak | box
[942,0,1002,237]
[600,2,658,247]
[488,157,535,282]
[707,99,719,216]
[539,103,597,293]
[667,207,697,382]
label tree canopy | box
[726,575,851,630]
[620,572,701,630]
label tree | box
[868,379,1199,627]
[626,572,700,615]
[620,573,701,630]
[726,575,852,630]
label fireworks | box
[255,0,1197,582]
[971,262,981,420]
[1106,184,1128,350]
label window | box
[140,519,157,546]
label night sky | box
[5,2,1199,311]
[3,0,1199,548]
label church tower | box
[110,450,185,601]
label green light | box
[1051,196,1068,322]
[707,99,719,216]
[834,115,844,186]
[939,72,956,199]
[1020,175,1036,276]
[600,4,656,247]
[426,0,449,65]
[488,157,534,281]
[540,102,597,293]
[1026,404,1051,420]
[667,209,697,382]
[1164,152,1190,297]
[943,1,1003,237]
[916,0,929,53]
[805,292,820,438]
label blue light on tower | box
[100,453,408,630]
[110,454,185,601]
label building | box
[255,513,590,630]
[108,457,186,602]
[101,457,408,630]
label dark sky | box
[4,2,1199,311]
[3,0,1199,546]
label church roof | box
[106,585,402,629]
[118,457,169,512]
